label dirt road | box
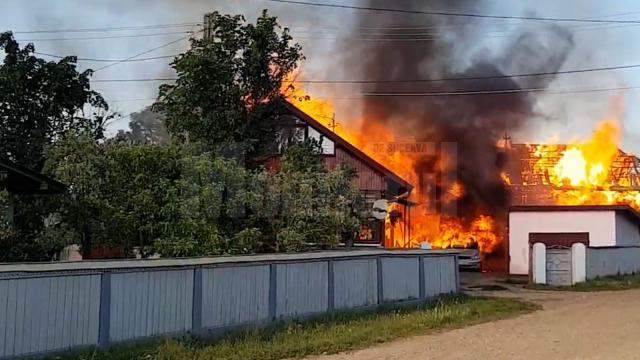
[309,289,640,360]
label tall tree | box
[0,32,109,260]
[154,10,303,158]
[0,32,108,170]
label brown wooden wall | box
[324,146,387,191]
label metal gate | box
[546,247,572,286]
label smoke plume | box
[349,0,574,222]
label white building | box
[509,205,640,285]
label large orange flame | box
[528,115,640,211]
[281,75,502,255]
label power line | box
[99,85,639,102]
[92,32,199,72]
[19,31,194,43]
[106,98,157,103]
[267,0,640,25]
[12,22,201,34]
[89,62,640,84]
[293,63,640,83]
[35,52,179,63]
[356,85,638,97]
[92,78,176,83]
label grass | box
[54,295,537,360]
[527,273,640,292]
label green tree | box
[154,153,255,257]
[45,134,183,257]
[154,10,303,157]
[253,141,366,252]
[0,32,109,260]
[0,32,108,169]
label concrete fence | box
[586,247,640,279]
[0,250,459,359]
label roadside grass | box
[527,273,640,292]
[55,295,537,360]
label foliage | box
[0,32,108,169]
[45,134,183,256]
[268,141,365,251]
[153,153,247,257]
[54,296,538,360]
[0,190,17,261]
[44,135,365,258]
[0,32,109,261]
[2,12,364,261]
[154,10,303,157]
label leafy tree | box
[154,10,303,157]
[45,134,182,256]
[0,32,109,260]
[0,32,108,169]
[251,141,366,252]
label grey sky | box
[1,0,640,152]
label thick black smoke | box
[350,0,574,223]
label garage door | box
[546,248,572,286]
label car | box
[455,244,481,271]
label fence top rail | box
[0,249,458,274]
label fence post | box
[327,260,335,311]
[192,268,203,331]
[376,256,384,305]
[268,263,278,319]
[418,256,425,299]
[454,255,460,292]
[98,272,111,348]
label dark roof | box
[0,157,67,194]
[510,205,640,224]
[282,100,413,191]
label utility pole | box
[502,130,511,149]
[327,113,339,132]
[203,13,213,39]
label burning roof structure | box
[505,119,640,212]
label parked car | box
[455,244,481,271]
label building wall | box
[0,250,458,359]
[509,211,616,275]
[325,147,386,191]
[586,247,640,279]
[615,212,640,246]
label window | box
[308,126,335,155]
[275,116,336,155]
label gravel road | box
[308,289,640,360]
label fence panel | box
[380,257,420,302]
[275,262,329,317]
[0,275,101,358]
[333,258,378,309]
[109,270,193,342]
[201,265,271,328]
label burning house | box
[279,1,640,278]
[503,119,640,285]
[267,100,415,246]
